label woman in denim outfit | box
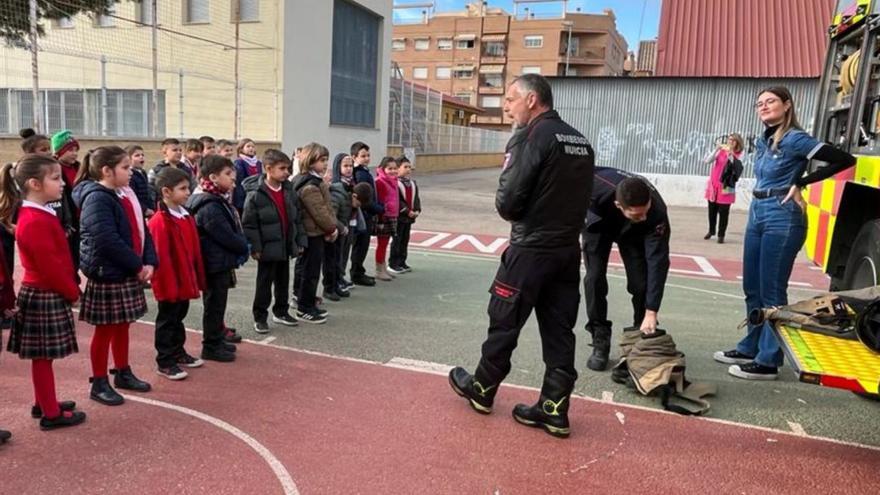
[714,86,856,380]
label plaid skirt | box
[80,277,147,326]
[373,217,398,237]
[7,286,77,360]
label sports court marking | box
[123,395,299,495]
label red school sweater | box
[147,208,206,302]
[16,206,80,302]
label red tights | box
[375,235,390,263]
[90,323,130,377]
[32,359,70,419]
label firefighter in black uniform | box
[582,167,671,371]
[448,74,594,439]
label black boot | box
[89,376,125,406]
[512,368,577,438]
[31,400,77,419]
[586,327,612,371]
[111,366,152,392]
[448,359,506,414]
[40,411,87,431]
[0,429,10,444]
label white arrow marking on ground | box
[409,230,452,247]
[440,234,508,254]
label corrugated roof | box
[655,0,836,77]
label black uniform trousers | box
[322,238,338,292]
[480,244,581,378]
[582,230,648,334]
[253,259,290,323]
[202,271,232,352]
[389,221,412,269]
[296,236,325,313]
[350,216,374,277]
[337,229,354,284]
[707,201,731,237]
[155,300,190,367]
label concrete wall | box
[641,173,755,211]
[414,152,503,173]
[282,0,393,159]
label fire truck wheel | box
[841,220,880,291]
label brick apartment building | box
[392,3,627,128]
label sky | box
[392,0,662,52]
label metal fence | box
[550,77,822,178]
[0,0,280,141]
[388,72,511,154]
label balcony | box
[559,46,606,65]
[481,38,507,65]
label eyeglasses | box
[754,98,780,109]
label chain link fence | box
[0,0,280,141]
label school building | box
[0,0,394,157]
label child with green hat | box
[50,129,82,269]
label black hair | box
[75,146,128,185]
[198,135,215,144]
[615,177,652,208]
[263,149,291,167]
[19,128,50,154]
[199,154,234,180]
[378,156,398,170]
[124,144,144,156]
[185,138,204,153]
[352,182,373,205]
[161,138,180,147]
[155,166,191,193]
[350,141,370,157]
[512,73,554,109]
[397,156,411,165]
[0,155,59,228]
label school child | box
[182,138,204,180]
[292,143,338,324]
[389,156,421,274]
[242,150,303,333]
[199,135,216,156]
[20,128,52,155]
[49,129,82,269]
[349,142,385,286]
[0,207,18,440]
[73,146,158,406]
[148,138,186,198]
[372,157,400,282]
[3,155,86,430]
[186,155,249,362]
[148,167,206,380]
[126,145,155,217]
[325,154,358,299]
[216,139,236,159]
[233,138,261,212]
[331,153,358,293]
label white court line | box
[788,421,808,436]
[124,395,299,495]
[601,391,615,403]
[255,336,277,345]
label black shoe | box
[322,290,341,302]
[157,364,188,381]
[295,310,327,324]
[336,288,351,298]
[223,342,237,353]
[272,314,299,326]
[89,376,124,406]
[387,265,406,275]
[39,411,87,431]
[0,429,10,443]
[728,362,778,381]
[713,349,753,365]
[202,348,236,363]
[402,263,413,273]
[512,368,576,439]
[586,327,612,371]
[31,400,77,419]
[176,353,204,368]
[352,274,376,287]
[111,366,152,392]
[224,328,243,343]
[717,236,725,244]
[704,233,713,240]
[340,278,354,290]
[254,320,270,334]
[448,360,506,414]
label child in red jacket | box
[148,167,206,380]
[2,155,85,431]
[373,157,400,281]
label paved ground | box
[1,167,878,494]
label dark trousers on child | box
[297,236,324,313]
[322,238,338,293]
[337,230,354,284]
[155,300,190,367]
[350,217,374,277]
[203,271,232,353]
[253,259,290,323]
[389,222,412,269]
[707,201,731,238]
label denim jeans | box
[736,196,806,367]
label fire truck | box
[774,0,880,396]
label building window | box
[481,96,502,108]
[413,67,428,79]
[483,41,506,57]
[137,1,154,25]
[524,35,543,48]
[330,0,379,128]
[453,68,474,79]
[436,67,451,79]
[234,0,259,22]
[392,39,405,51]
[438,38,453,50]
[414,38,430,50]
[562,36,579,56]
[455,92,472,104]
[564,67,578,76]
[457,39,475,49]
[481,74,504,88]
[55,16,75,29]
[95,7,115,27]
[185,0,210,24]
[522,66,541,75]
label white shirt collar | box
[21,200,57,217]
[167,206,189,219]
[266,181,282,192]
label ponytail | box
[74,150,93,185]
[74,146,128,185]
[0,155,59,228]
[0,163,19,230]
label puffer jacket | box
[241,174,306,262]
[374,166,399,220]
[496,110,594,248]
[353,164,385,216]
[73,181,158,281]
[291,173,337,237]
[186,191,249,274]
[329,182,352,233]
